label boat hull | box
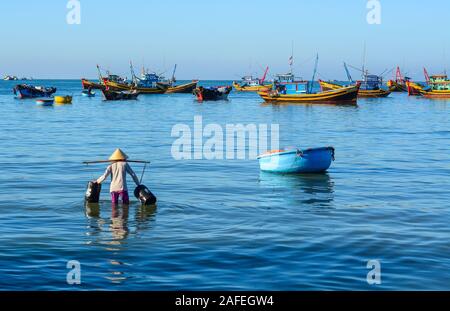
[421,90,450,99]
[318,80,391,98]
[104,80,167,94]
[358,89,392,98]
[258,147,335,174]
[81,79,105,90]
[36,99,54,106]
[14,85,57,99]
[233,82,273,92]
[387,80,407,92]
[258,85,359,104]
[166,81,199,94]
[101,90,140,101]
[194,86,232,101]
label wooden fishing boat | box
[104,79,167,94]
[257,147,335,174]
[259,84,359,104]
[193,86,232,101]
[36,98,54,106]
[319,79,392,98]
[420,70,450,99]
[81,79,105,90]
[101,89,140,101]
[14,84,57,99]
[166,80,199,94]
[387,67,409,92]
[406,81,425,96]
[233,66,272,92]
[54,95,73,104]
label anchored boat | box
[421,68,450,99]
[101,89,140,101]
[166,80,199,94]
[36,98,54,106]
[257,147,335,174]
[193,86,232,101]
[387,67,409,92]
[233,66,272,92]
[54,95,73,104]
[14,84,57,99]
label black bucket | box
[85,181,102,203]
[134,185,157,206]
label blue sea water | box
[0,80,449,290]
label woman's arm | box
[126,163,141,186]
[96,166,112,184]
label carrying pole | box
[83,160,151,165]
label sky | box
[0,0,448,80]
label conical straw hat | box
[109,149,129,161]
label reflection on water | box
[84,202,157,285]
[259,172,335,207]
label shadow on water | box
[258,172,335,207]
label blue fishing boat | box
[257,147,335,174]
[14,84,57,99]
[36,98,54,106]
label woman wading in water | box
[95,149,141,205]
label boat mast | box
[130,61,138,84]
[289,41,294,75]
[344,62,353,82]
[362,42,367,80]
[424,67,430,84]
[309,54,319,93]
[260,66,269,84]
[96,64,104,83]
[171,64,177,83]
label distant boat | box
[81,65,129,90]
[257,147,335,174]
[320,74,391,98]
[101,89,140,101]
[36,98,54,106]
[387,67,409,92]
[420,68,450,99]
[54,95,73,104]
[4,75,18,81]
[14,84,57,99]
[166,80,199,94]
[233,66,273,92]
[406,81,426,96]
[193,86,232,101]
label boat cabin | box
[360,74,383,91]
[240,76,261,87]
[429,75,450,91]
[136,72,161,88]
[273,73,310,94]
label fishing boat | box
[101,89,140,101]
[81,65,129,90]
[257,147,335,174]
[233,67,272,92]
[406,81,426,96]
[420,68,450,99]
[54,95,73,104]
[4,75,18,81]
[166,80,199,94]
[13,84,57,99]
[320,76,391,98]
[36,98,54,106]
[387,67,409,92]
[81,79,105,90]
[82,90,96,97]
[104,63,168,94]
[193,86,232,101]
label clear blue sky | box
[0,0,448,80]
